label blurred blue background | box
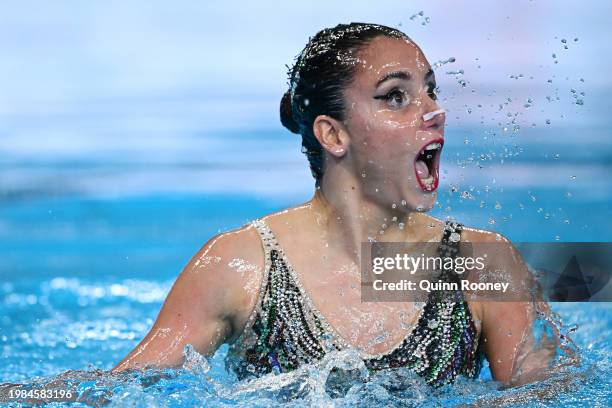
[0,0,611,391]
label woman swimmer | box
[114,23,561,388]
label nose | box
[422,108,445,131]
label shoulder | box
[459,224,507,244]
[415,214,508,244]
[196,200,308,278]
[458,225,523,266]
[176,221,266,334]
[255,202,311,245]
[453,223,526,273]
[454,223,533,301]
[195,221,264,267]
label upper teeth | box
[425,142,441,151]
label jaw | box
[403,190,437,212]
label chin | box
[415,197,436,212]
[399,188,437,212]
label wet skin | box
[334,35,444,210]
[115,36,559,387]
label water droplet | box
[555,235,560,241]
[546,119,551,125]
[494,202,502,210]
[561,38,567,44]
[460,191,474,199]
[495,233,502,241]
[575,99,584,105]
[432,57,456,69]
[570,175,576,180]
[361,172,367,178]
[488,218,496,225]
[401,200,407,206]
[65,337,77,349]
[574,37,579,42]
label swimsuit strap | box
[437,220,465,289]
[250,218,281,255]
[440,220,464,256]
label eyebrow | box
[376,70,411,88]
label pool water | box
[1,125,611,406]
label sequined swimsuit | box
[225,219,482,387]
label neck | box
[309,173,433,259]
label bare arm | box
[113,226,263,371]
[467,232,562,387]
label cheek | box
[362,111,420,157]
[346,100,423,166]
[377,100,423,130]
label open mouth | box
[414,138,444,192]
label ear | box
[312,115,349,158]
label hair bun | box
[280,90,300,134]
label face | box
[342,36,445,212]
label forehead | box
[351,36,431,85]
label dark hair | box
[280,23,410,184]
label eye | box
[375,88,410,109]
[427,84,438,101]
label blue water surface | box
[1,123,611,406]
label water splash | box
[432,57,456,70]
[408,11,431,26]
[0,325,589,408]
